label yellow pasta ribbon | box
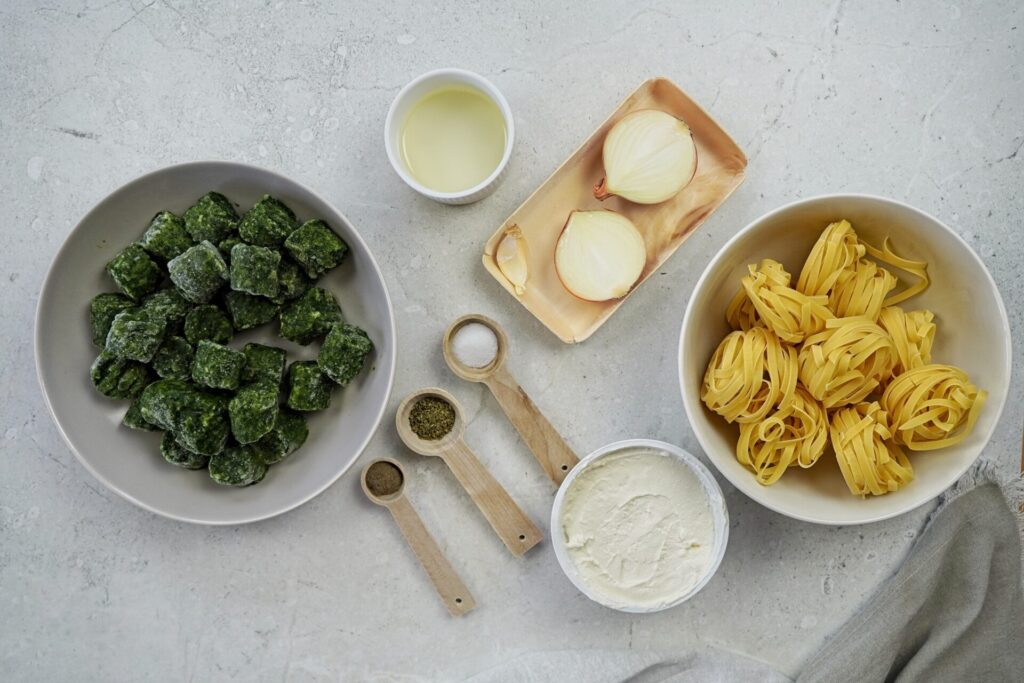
[878,307,936,377]
[798,317,895,409]
[736,386,828,485]
[830,402,914,497]
[726,259,833,343]
[881,364,987,451]
[796,220,865,296]
[862,236,930,306]
[701,327,798,424]
[828,259,897,320]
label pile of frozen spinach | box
[89,192,373,486]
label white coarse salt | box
[452,322,498,368]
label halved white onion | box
[554,210,647,302]
[594,109,698,205]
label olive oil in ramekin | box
[399,85,507,193]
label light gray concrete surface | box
[2,0,1021,680]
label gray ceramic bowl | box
[35,161,397,525]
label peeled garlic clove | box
[594,109,698,205]
[495,224,529,296]
[554,210,646,302]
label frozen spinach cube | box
[184,191,238,244]
[218,236,242,263]
[272,256,313,304]
[141,211,192,261]
[167,241,229,303]
[209,444,268,486]
[152,336,194,380]
[229,243,280,298]
[105,309,166,362]
[279,287,342,345]
[160,431,209,469]
[105,243,162,301]
[183,304,233,344]
[140,288,191,331]
[286,361,333,411]
[123,398,159,431]
[284,219,348,279]
[238,195,298,247]
[192,340,244,390]
[139,378,194,431]
[318,323,373,386]
[90,352,150,399]
[173,393,230,456]
[89,293,135,347]
[229,380,279,444]
[241,342,286,384]
[253,409,308,465]
[224,291,279,331]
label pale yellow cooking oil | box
[399,85,507,193]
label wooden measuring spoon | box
[361,458,476,617]
[395,387,542,556]
[443,314,579,485]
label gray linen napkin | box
[467,462,1023,683]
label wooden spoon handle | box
[442,439,543,556]
[386,495,476,616]
[484,366,579,485]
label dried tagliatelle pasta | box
[881,364,987,451]
[830,402,914,496]
[736,386,828,485]
[796,220,865,296]
[863,236,930,307]
[701,327,798,424]
[878,307,935,377]
[828,259,897,320]
[798,317,895,409]
[725,259,833,343]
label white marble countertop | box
[2,1,1022,679]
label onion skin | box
[594,109,698,204]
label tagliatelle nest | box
[726,259,833,343]
[798,317,896,409]
[736,386,828,485]
[701,327,798,424]
[881,364,987,451]
[877,307,935,377]
[830,402,914,497]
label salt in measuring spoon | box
[395,387,542,556]
[361,458,476,617]
[443,314,579,485]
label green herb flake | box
[229,380,279,444]
[105,243,162,301]
[237,195,298,247]
[209,444,268,486]
[160,431,209,470]
[224,291,280,331]
[229,243,281,298]
[279,287,343,345]
[184,192,239,244]
[286,361,333,412]
[167,241,229,304]
[89,293,135,348]
[104,308,167,362]
[183,304,233,345]
[90,352,151,399]
[253,409,308,465]
[241,342,287,384]
[123,397,160,431]
[284,219,349,279]
[318,323,373,386]
[192,339,245,391]
[141,211,192,261]
[151,336,195,380]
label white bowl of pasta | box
[679,194,1011,525]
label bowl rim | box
[383,67,515,201]
[549,438,730,613]
[33,160,398,525]
[678,192,1012,525]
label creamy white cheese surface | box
[560,448,715,609]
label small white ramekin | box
[384,68,515,205]
[550,439,730,613]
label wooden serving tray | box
[482,77,747,343]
